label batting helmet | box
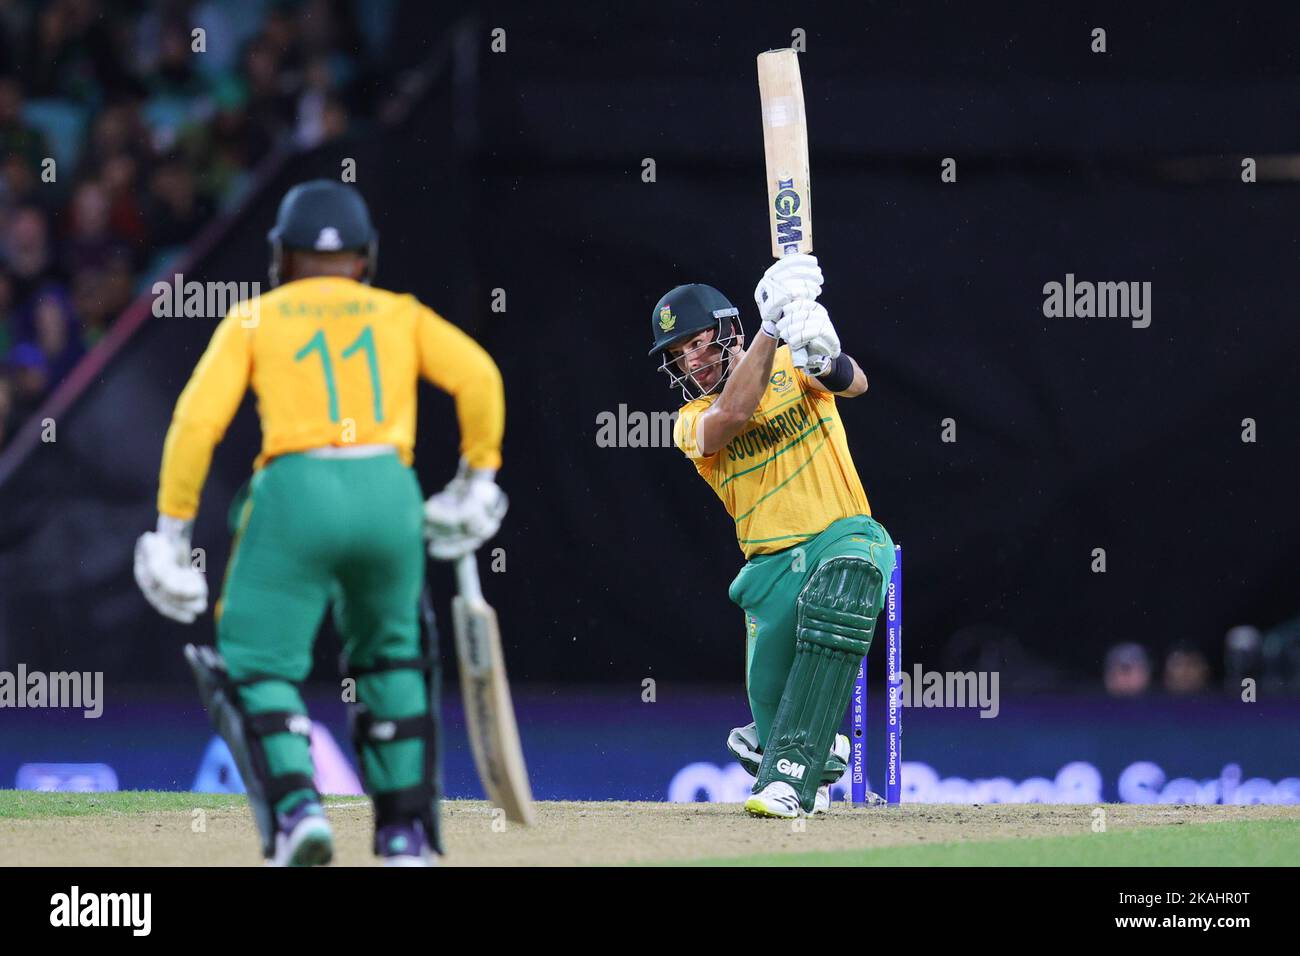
[267,180,378,286]
[648,283,744,400]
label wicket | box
[850,542,903,806]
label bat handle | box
[455,552,483,601]
[791,346,809,370]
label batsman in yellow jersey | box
[132,180,507,865]
[649,255,895,818]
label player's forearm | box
[698,332,777,454]
[155,312,251,519]
[832,353,868,397]
[156,418,222,520]
[452,355,506,471]
[418,308,506,469]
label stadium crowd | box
[0,0,392,448]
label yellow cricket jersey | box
[673,345,870,558]
[157,276,504,520]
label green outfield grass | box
[0,790,367,819]
[690,819,1300,866]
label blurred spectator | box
[27,283,83,386]
[0,76,49,170]
[84,102,150,164]
[1163,646,1210,696]
[0,151,43,209]
[1261,617,1300,692]
[0,268,13,353]
[62,179,127,273]
[0,6,25,77]
[22,0,136,100]
[1224,621,1300,694]
[1104,642,1151,697]
[0,0,378,450]
[7,340,48,411]
[98,150,149,248]
[242,35,294,148]
[0,368,14,444]
[1224,625,1262,694]
[320,95,349,143]
[5,205,58,303]
[146,153,213,248]
[147,16,204,100]
[295,55,335,148]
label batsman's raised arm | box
[687,326,777,455]
[800,348,868,399]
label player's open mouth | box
[692,367,719,389]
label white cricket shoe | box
[744,781,805,819]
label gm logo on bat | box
[773,177,804,251]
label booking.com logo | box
[668,760,1300,804]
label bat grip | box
[791,346,810,370]
[455,552,483,601]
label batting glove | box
[777,299,840,375]
[424,460,508,561]
[134,516,208,623]
[754,253,823,336]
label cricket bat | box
[757,48,814,370]
[452,552,536,825]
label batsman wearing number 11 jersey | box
[650,254,895,818]
[132,180,507,866]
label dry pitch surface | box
[2,794,1298,866]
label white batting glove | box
[134,516,208,623]
[754,253,822,336]
[424,460,508,561]
[777,299,840,375]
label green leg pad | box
[754,557,883,812]
[183,645,317,857]
[730,723,851,785]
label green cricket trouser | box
[216,451,426,815]
[729,514,895,748]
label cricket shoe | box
[744,781,805,819]
[729,724,852,790]
[378,820,440,867]
[269,801,334,867]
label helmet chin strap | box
[268,240,284,288]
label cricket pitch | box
[2,792,1298,866]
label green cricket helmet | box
[648,283,744,401]
[267,179,378,286]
